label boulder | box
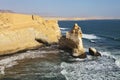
[89,47,101,56]
[59,23,86,58]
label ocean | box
[59,20,120,59]
[0,20,120,80]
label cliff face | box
[0,13,61,55]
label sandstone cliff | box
[59,23,86,58]
[0,12,61,55]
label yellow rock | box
[59,23,86,58]
[0,12,61,55]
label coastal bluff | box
[0,12,61,55]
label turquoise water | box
[0,20,120,80]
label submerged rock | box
[89,47,101,56]
[59,23,86,58]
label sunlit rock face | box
[0,12,61,55]
[59,23,86,58]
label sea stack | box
[59,23,86,58]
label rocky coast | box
[0,12,120,80]
[0,12,101,58]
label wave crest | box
[60,28,68,30]
[83,34,100,40]
[61,55,120,80]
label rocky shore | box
[0,12,101,58]
[59,23,101,58]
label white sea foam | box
[61,49,120,80]
[0,66,5,75]
[60,28,68,34]
[69,58,86,62]
[100,51,116,59]
[61,31,67,34]
[0,52,43,68]
[83,34,100,40]
[61,56,120,80]
[115,59,120,68]
[60,26,100,40]
[60,28,68,30]
[60,27,100,40]
[97,51,120,68]
[0,50,58,75]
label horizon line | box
[0,10,120,20]
[43,16,120,21]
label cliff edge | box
[0,12,61,55]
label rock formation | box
[59,23,86,58]
[89,47,101,56]
[0,12,61,55]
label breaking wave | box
[60,27,69,35]
[83,34,100,40]
[61,31,67,34]
[99,35,120,41]
[61,50,120,80]
[60,28,101,40]
[0,48,59,75]
[60,28,68,30]
[61,58,120,80]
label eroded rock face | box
[89,47,101,56]
[0,12,61,55]
[59,23,86,58]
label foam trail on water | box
[60,28,68,30]
[61,49,120,80]
[100,51,115,58]
[60,27,68,34]
[115,59,120,68]
[61,31,67,34]
[0,50,59,75]
[0,66,5,75]
[83,34,100,40]
[61,57,120,80]
[60,28,100,40]
[96,51,120,68]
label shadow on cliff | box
[35,38,58,46]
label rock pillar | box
[59,23,86,58]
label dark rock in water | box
[59,23,86,58]
[89,47,101,56]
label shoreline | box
[43,17,120,21]
[0,44,119,79]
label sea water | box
[0,20,120,80]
